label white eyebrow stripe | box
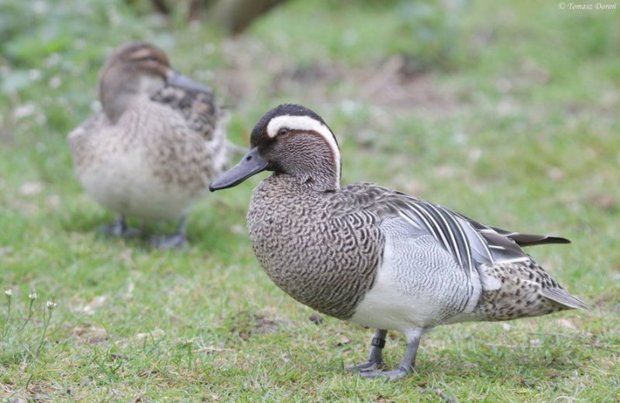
[266,114,341,184]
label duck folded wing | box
[151,86,220,140]
[368,189,531,268]
[341,184,572,284]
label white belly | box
[78,147,203,221]
[350,264,445,332]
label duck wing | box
[339,183,585,311]
[341,183,568,278]
[150,85,220,141]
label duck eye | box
[277,128,289,136]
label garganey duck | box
[210,104,586,379]
[69,41,230,248]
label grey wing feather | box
[399,200,538,271]
[542,287,588,310]
[462,215,570,247]
[342,184,585,313]
[452,211,570,261]
[490,226,571,246]
[343,183,571,276]
[397,199,479,276]
[150,85,219,140]
[345,184,555,277]
[345,186,491,277]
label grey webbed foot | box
[359,367,411,380]
[150,216,188,249]
[150,232,187,249]
[348,360,387,372]
[99,215,141,238]
[348,329,388,373]
[354,328,422,380]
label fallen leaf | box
[336,335,351,346]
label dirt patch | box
[355,55,458,114]
[228,310,284,341]
[71,324,108,344]
[215,37,459,117]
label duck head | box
[99,41,211,122]
[210,104,341,192]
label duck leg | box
[100,215,141,238]
[151,215,188,249]
[348,329,388,372]
[360,328,422,380]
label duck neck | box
[272,162,340,193]
[277,134,341,192]
[297,163,340,192]
[101,94,132,123]
[99,69,162,123]
[99,77,137,123]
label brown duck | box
[69,42,231,248]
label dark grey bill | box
[166,70,212,93]
[209,147,268,191]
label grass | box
[1,0,619,400]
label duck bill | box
[209,147,268,191]
[166,70,212,93]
